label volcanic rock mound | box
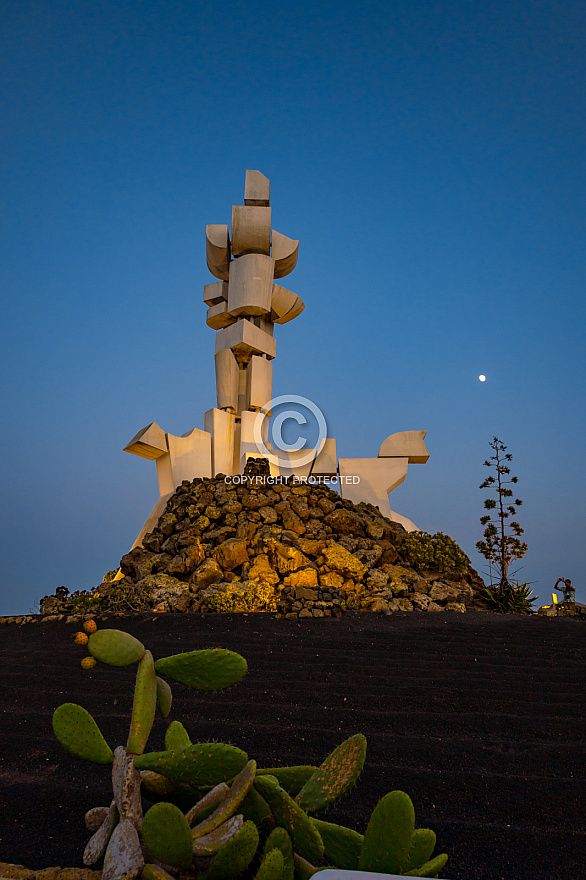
[55,470,487,619]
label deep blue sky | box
[1,0,584,614]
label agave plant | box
[480,581,536,614]
[53,624,448,879]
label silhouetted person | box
[554,578,576,603]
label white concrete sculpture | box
[124,171,428,549]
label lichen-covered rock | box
[323,544,367,580]
[247,554,280,587]
[323,508,365,536]
[283,569,319,589]
[214,538,249,571]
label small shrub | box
[401,531,470,574]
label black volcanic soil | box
[0,611,584,880]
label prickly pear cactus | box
[359,790,448,877]
[88,628,146,666]
[312,818,363,870]
[256,765,318,797]
[198,820,259,880]
[192,760,256,839]
[52,620,448,880]
[155,676,173,718]
[127,650,157,755]
[165,719,191,751]
[154,648,247,690]
[141,802,193,869]
[263,826,294,880]
[254,774,324,864]
[52,703,114,765]
[134,742,249,787]
[253,849,284,880]
[295,733,366,813]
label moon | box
[479,375,486,382]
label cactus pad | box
[134,742,248,787]
[410,852,449,877]
[312,818,363,869]
[263,827,294,880]
[127,650,157,756]
[53,703,114,765]
[254,849,284,880]
[192,814,244,856]
[359,790,416,874]
[295,733,366,813]
[88,629,146,666]
[254,775,324,864]
[140,770,177,799]
[239,786,271,826]
[140,865,175,880]
[154,649,247,691]
[198,820,259,880]
[257,766,318,797]
[164,720,191,751]
[155,676,173,718]
[186,783,230,826]
[404,827,437,874]
[192,759,256,839]
[141,802,193,869]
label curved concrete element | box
[228,253,274,316]
[206,224,231,280]
[270,284,305,324]
[378,430,429,464]
[203,280,228,306]
[231,205,271,256]
[206,301,237,330]
[272,229,299,278]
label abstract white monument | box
[124,171,429,548]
